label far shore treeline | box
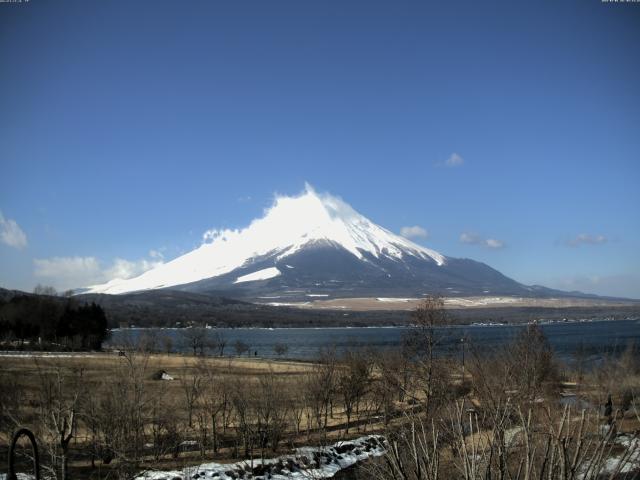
[0,288,109,350]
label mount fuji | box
[83,185,554,301]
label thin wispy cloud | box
[567,233,607,247]
[485,238,505,249]
[33,253,164,290]
[400,225,429,239]
[0,210,27,249]
[149,249,165,260]
[460,232,483,245]
[438,152,464,168]
[460,232,505,249]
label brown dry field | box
[0,353,316,409]
[0,353,317,386]
[0,352,383,444]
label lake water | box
[107,319,640,364]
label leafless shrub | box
[405,296,453,414]
[93,350,151,478]
[32,360,84,480]
[197,361,231,453]
[181,327,210,356]
[337,349,372,434]
[234,339,250,357]
[255,369,290,454]
[273,342,289,357]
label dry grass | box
[2,348,638,480]
[0,353,315,442]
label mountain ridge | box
[80,185,622,302]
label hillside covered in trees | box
[0,289,109,350]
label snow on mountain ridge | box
[84,185,445,294]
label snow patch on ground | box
[576,434,640,479]
[598,435,640,476]
[0,352,101,358]
[444,296,522,307]
[134,435,386,480]
[267,302,311,307]
[376,297,419,302]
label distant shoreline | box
[108,315,640,332]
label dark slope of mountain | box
[173,241,534,300]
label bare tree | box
[199,362,230,453]
[148,380,180,461]
[337,349,371,434]
[302,348,337,441]
[508,323,559,401]
[34,360,84,480]
[182,327,210,356]
[180,360,203,428]
[212,331,227,356]
[406,296,451,414]
[230,379,254,458]
[375,346,414,416]
[139,329,160,353]
[274,342,289,357]
[234,339,250,357]
[34,284,58,296]
[289,387,307,437]
[255,370,289,455]
[94,348,151,478]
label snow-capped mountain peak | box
[263,184,445,264]
[85,185,445,294]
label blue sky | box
[1,0,639,298]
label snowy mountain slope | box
[83,184,560,299]
[84,185,448,295]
